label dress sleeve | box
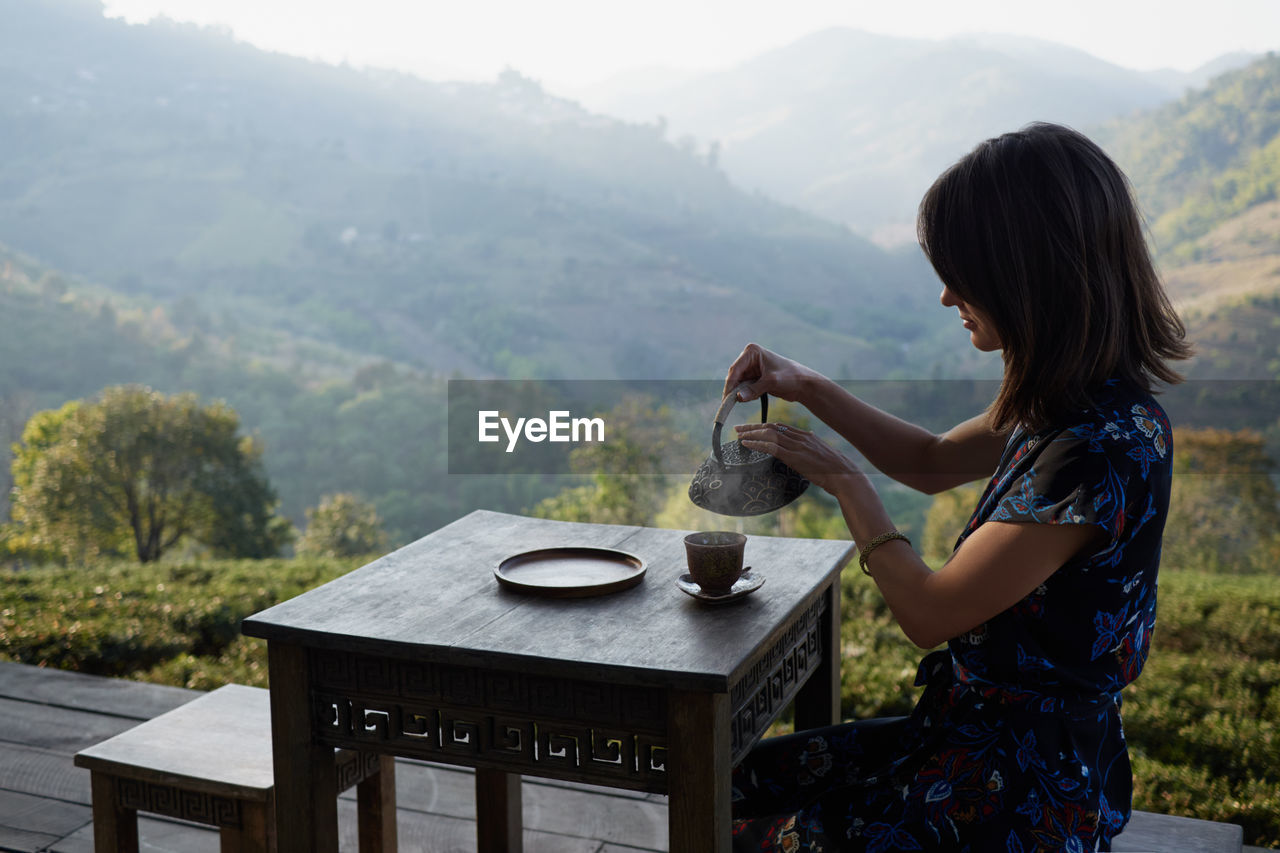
[986,429,1138,548]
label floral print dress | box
[731,381,1174,852]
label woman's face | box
[940,285,1002,352]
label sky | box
[102,0,1280,91]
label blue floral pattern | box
[731,381,1173,851]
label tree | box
[296,493,388,558]
[532,395,699,527]
[9,385,292,563]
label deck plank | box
[0,741,91,804]
[335,798,602,853]
[50,814,220,853]
[0,788,92,838]
[50,801,611,853]
[0,695,140,753]
[0,661,198,720]
[389,761,668,849]
[0,825,62,851]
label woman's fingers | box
[724,343,792,400]
[738,424,807,458]
[737,423,860,495]
[723,343,765,398]
[735,422,809,437]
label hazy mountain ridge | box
[573,28,1259,241]
[0,0,963,385]
[1092,54,1280,331]
[0,239,563,542]
[1,3,1278,542]
[1089,54,1280,383]
[1101,54,1280,257]
[2,3,1271,390]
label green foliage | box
[136,635,271,692]
[1101,52,1280,258]
[915,427,1280,574]
[1120,570,1280,847]
[1158,133,1280,258]
[9,386,293,562]
[0,260,564,549]
[921,483,984,562]
[0,556,358,681]
[1163,428,1280,573]
[533,396,700,526]
[296,492,388,558]
[837,570,939,720]
[1131,755,1280,849]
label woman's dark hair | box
[917,122,1192,431]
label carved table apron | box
[243,510,852,853]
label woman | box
[724,123,1191,852]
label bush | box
[296,492,388,558]
[2,558,1277,847]
[0,557,359,676]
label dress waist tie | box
[914,649,1122,721]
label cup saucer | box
[677,569,765,603]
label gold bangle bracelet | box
[858,530,911,576]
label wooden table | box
[242,510,853,853]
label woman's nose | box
[940,286,957,307]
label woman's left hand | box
[736,422,864,496]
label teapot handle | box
[711,382,769,464]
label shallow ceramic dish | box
[494,547,646,598]
[677,569,765,603]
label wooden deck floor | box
[0,661,668,852]
[0,660,1258,852]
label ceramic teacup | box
[684,531,747,594]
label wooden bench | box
[73,683,397,853]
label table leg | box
[667,690,731,853]
[220,800,270,853]
[794,579,842,730]
[475,768,522,852]
[90,773,139,853]
[358,754,399,852]
[267,641,339,853]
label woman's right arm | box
[726,344,1007,494]
[799,374,1006,494]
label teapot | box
[688,382,809,516]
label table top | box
[242,510,853,692]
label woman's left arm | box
[742,425,1104,649]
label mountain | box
[0,0,1007,544]
[1091,52,1280,413]
[1100,54,1280,258]
[1097,53,1280,337]
[1141,51,1263,95]
[0,1,967,385]
[571,28,1257,242]
[2,4,1277,543]
[0,240,568,543]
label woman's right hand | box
[723,343,820,404]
